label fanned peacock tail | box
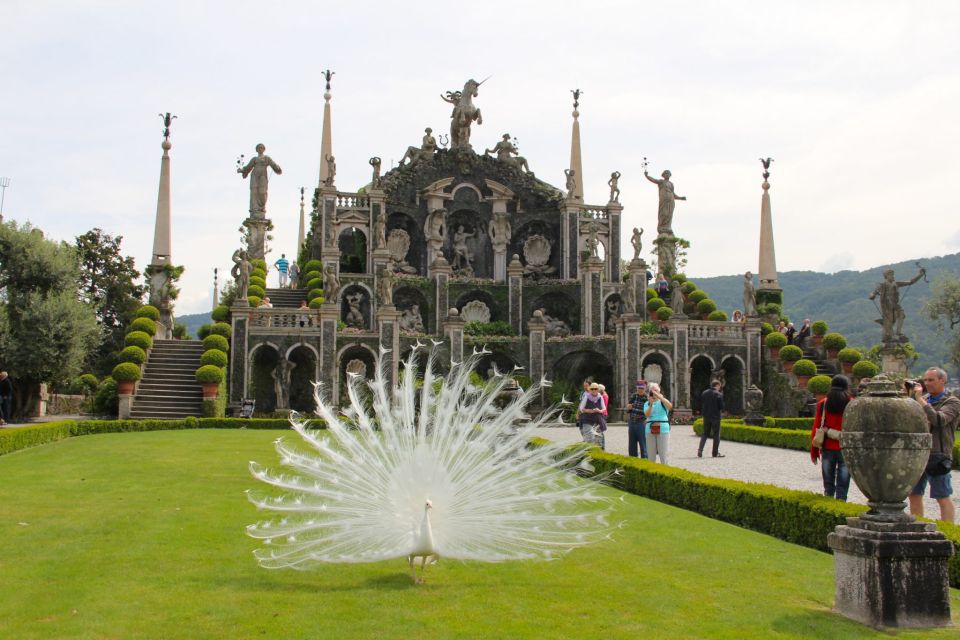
[247,345,613,570]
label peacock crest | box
[247,346,613,582]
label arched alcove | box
[550,350,616,408]
[455,289,501,323]
[720,356,745,415]
[395,286,430,334]
[386,212,424,274]
[640,350,673,403]
[250,343,281,414]
[338,227,367,274]
[340,284,373,330]
[530,291,579,334]
[689,354,716,414]
[287,345,318,413]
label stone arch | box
[720,354,746,415]
[249,342,282,414]
[549,350,617,408]
[394,286,431,334]
[386,211,424,274]
[603,292,623,335]
[340,283,373,330]
[454,289,501,323]
[451,182,483,201]
[689,354,715,413]
[640,349,673,403]
[287,344,319,413]
[530,291,579,334]
[336,342,378,407]
[337,227,368,274]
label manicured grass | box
[0,430,957,639]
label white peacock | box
[247,346,613,583]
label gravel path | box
[539,423,958,522]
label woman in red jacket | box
[810,375,852,501]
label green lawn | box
[0,430,956,639]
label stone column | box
[744,317,763,387]
[229,301,250,406]
[626,258,648,317]
[528,310,547,407]
[562,205,580,280]
[431,256,452,334]
[607,201,622,282]
[507,254,524,336]
[320,186,339,273]
[618,313,644,420]
[580,256,604,336]
[443,308,465,364]
[243,217,269,261]
[319,302,339,405]
[367,192,385,274]
[378,304,401,396]
[489,196,510,281]
[118,392,133,420]
[669,316,692,418]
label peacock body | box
[247,347,611,582]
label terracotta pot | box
[813,335,824,346]
[201,383,219,399]
[841,361,853,375]
[117,380,135,395]
[827,349,839,359]
[783,360,795,373]
[815,392,827,402]
[797,375,810,388]
[769,347,781,360]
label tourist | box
[274,254,290,288]
[627,380,648,458]
[261,297,273,309]
[777,321,788,335]
[598,383,610,419]
[908,367,959,523]
[656,273,669,299]
[578,382,606,449]
[0,371,12,425]
[785,322,796,344]
[644,382,673,464]
[810,375,852,501]
[731,309,743,324]
[698,380,725,458]
[297,299,310,328]
[796,318,811,346]
[288,261,299,289]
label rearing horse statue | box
[441,78,484,150]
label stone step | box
[132,399,204,411]
[130,409,203,419]
[137,383,202,395]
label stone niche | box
[512,219,560,278]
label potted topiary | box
[135,305,160,321]
[837,347,862,375]
[646,297,665,320]
[811,320,828,346]
[211,305,230,322]
[656,306,673,324]
[807,374,833,400]
[792,358,817,387]
[852,360,879,380]
[117,345,147,365]
[707,310,728,322]
[129,317,157,336]
[309,296,325,309]
[209,322,232,339]
[307,277,323,291]
[202,334,230,353]
[112,362,141,395]
[247,284,266,299]
[195,365,224,398]
[124,330,153,351]
[765,331,787,359]
[822,333,847,359]
[200,349,228,368]
[697,299,717,320]
[779,344,803,372]
[761,322,774,336]
[687,290,708,305]
[247,295,263,308]
[308,287,324,302]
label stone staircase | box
[802,345,837,377]
[130,339,206,419]
[263,287,308,309]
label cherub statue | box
[564,169,578,199]
[630,227,643,260]
[608,171,621,202]
[323,264,340,302]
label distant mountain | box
[176,311,212,340]
[692,252,960,376]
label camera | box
[904,379,925,393]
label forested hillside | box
[693,252,960,375]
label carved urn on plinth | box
[743,384,765,426]
[827,375,953,629]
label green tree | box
[76,228,146,375]
[0,222,100,417]
[925,274,960,372]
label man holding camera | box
[908,367,959,523]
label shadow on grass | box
[216,569,420,594]
[771,610,888,638]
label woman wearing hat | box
[644,382,673,464]
[578,382,606,449]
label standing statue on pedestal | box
[869,266,926,344]
[488,210,512,249]
[231,248,251,301]
[670,281,686,317]
[622,281,637,316]
[644,169,685,235]
[742,271,757,316]
[630,227,643,260]
[442,79,484,150]
[324,155,336,187]
[400,128,438,166]
[564,169,578,200]
[485,134,530,173]
[272,358,296,411]
[373,215,386,250]
[238,144,282,218]
[425,209,447,244]
[451,225,476,274]
[323,264,340,302]
[378,268,395,306]
[608,171,621,203]
[369,157,382,188]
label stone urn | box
[840,375,930,518]
[743,384,765,426]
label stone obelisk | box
[568,89,584,201]
[297,186,306,258]
[147,113,177,339]
[756,158,782,311]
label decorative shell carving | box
[386,228,411,263]
[643,363,663,385]
[523,234,551,267]
[345,359,367,378]
[460,300,491,324]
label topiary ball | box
[765,332,788,348]
[304,259,323,273]
[822,333,847,351]
[124,331,153,350]
[646,297,665,312]
[78,373,100,394]
[792,359,817,376]
[681,281,697,294]
[688,290,708,304]
[209,322,232,339]
[656,306,674,321]
[697,299,717,315]
[249,276,267,290]
[852,360,879,379]
[251,268,267,281]
[111,362,142,382]
[135,305,160,321]
[309,297,325,309]
[117,345,147,365]
[196,365,225,384]
[202,334,229,353]
[247,295,263,308]
[837,347,862,364]
[761,322,774,336]
[211,305,230,322]
[811,320,829,336]
[251,258,268,272]
[129,317,157,336]
[247,284,266,299]
[807,374,833,394]
[645,287,658,301]
[708,310,728,322]
[308,288,324,302]
[779,345,803,362]
[200,349,228,368]
[306,277,323,291]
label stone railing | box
[249,309,321,329]
[336,193,370,209]
[686,321,746,340]
[580,206,608,220]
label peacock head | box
[424,500,433,511]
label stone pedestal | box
[879,345,910,376]
[626,259,648,317]
[669,317,692,417]
[377,305,401,396]
[319,302,339,404]
[617,314,644,421]
[654,232,676,278]
[581,256,604,337]
[528,311,546,407]
[607,201,622,282]
[431,256,452,333]
[828,518,953,629]
[443,308,465,364]
[507,254,524,336]
[228,302,250,405]
[243,217,269,261]
[118,393,133,420]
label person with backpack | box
[810,375,852,501]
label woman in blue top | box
[643,382,673,464]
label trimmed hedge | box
[792,359,817,377]
[111,362,141,382]
[308,288,324,302]
[309,297,325,309]
[823,332,847,351]
[129,317,157,336]
[811,320,829,336]
[209,322,232,339]
[656,307,673,321]
[251,258,268,271]
[303,259,323,273]
[837,347,862,364]
[852,360,879,378]
[303,271,322,287]
[697,299,717,315]
[251,268,267,280]
[687,290,708,304]
[200,349,228,368]
[707,310,728,322]
[645,287,658,301]
[248,295,263,308]
[760,322,774,336]
[202,334,229,352]
[807,375,833,394]
[765,332,787,348]
[134,305,160,321]
[646,297,665,312]
[693,420,810,449]
[779,345,803,362]
[195,365,224,384]
[249,276,267,289]
[124,331,153,350]
[247,284,266,299]
[307,277,323,291]
[211,305,230,322]
[117,346,147,365]
[681,281,697,294]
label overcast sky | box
[2,1,958,315]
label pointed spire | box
[297,186,306,254]
[568,89,584,201]
[212,267,219,311]
[318,70,335,188]
[151,112,176,265]
[757,158,779,289]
